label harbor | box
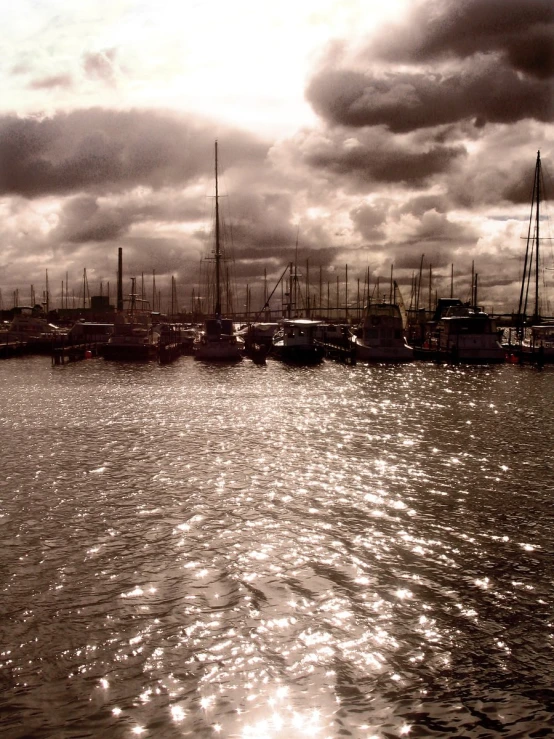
[1,0,553,730]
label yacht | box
[4,306,66,351]
[350,302,413,362]
[434,305,505,363]
[101,312,160,361]
[272,318,325,363]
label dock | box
[316,337,357,365]
[51,342,104,365]
[0,340,28,359]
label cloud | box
[0,108,269,198]
[287,127,465,187]
[306,0,554,133]
[28,74,73,90]
[370,0,554,79]
[306,62,553,133]
[350,201,387,241]
[82,49,119,86]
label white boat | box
[272,318,325,363]
[67,321,114,345]
[3,306,66,350]
[518,323,554,364]
[351,302,413,362]
[101,312,160,361]
[194,142,243,362]
[435,305,505,363]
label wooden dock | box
[51,343,104,365]
[0,340,28,359]
[316,338,357,365]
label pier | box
[0,339,27,359]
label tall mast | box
[534,150,541,322]
[214,140,221,317]
[517,150,542,331]
[117,248,123,312]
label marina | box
[2,0,553,734]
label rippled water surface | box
[1,355,553,738]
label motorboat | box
[3,306,66,352]
[272,318,325,363]
[433,305,505,363]
[101,312,160,361]
[194,318,243,361]
[351,302,413,362]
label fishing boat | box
[350,302,413,362]
[240,322,278,363]
[101,279,160,361]
[194,142,243,362]
[3,306,66,352]
[101,314,160,361]
[433,305,505,363]
[517,323,554,364]
[271,318,325,363]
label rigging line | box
[253,264,290,321]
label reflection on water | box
[1,356,554,737]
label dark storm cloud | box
[371,0,554,79]
[53,191,208,246]
[306,63,553,133]
[285,127,465,187]
[306,0,553,133]
[0,109,268,198]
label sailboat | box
[513,150,554,363]
[194,141,243,362]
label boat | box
[517,323,554,364]
[194,317,243,361]
[271,318,325,363]
[240,322,278,363]
[432,304,505,363]
[101,314,160,361]
[194,141,243,362]
[2,306,67,352]
[508,151,554,363]
[101,279,160,361]
[66,321,114,346]
[350,302,413,362]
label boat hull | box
[101,343,158,361]
[352,338,413,363]
[194,340,242,362]
[272,343,325,364]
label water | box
[1,355,553,738]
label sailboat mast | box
[517,150,542,331]
[534,150,541,322]
[214,140,222,317]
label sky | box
[1,0,553,316]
